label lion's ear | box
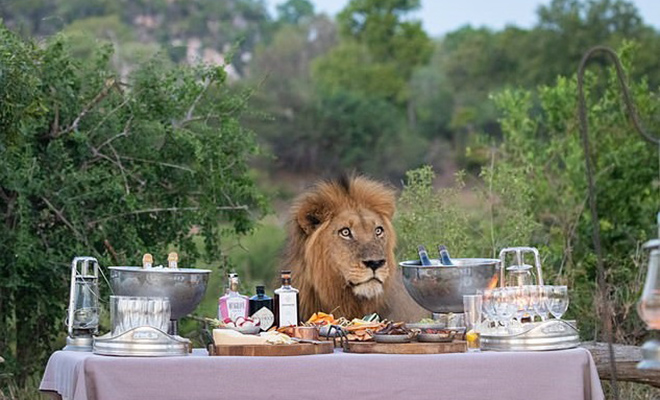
[295,195,329,236]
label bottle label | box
[278,292,298,327]
[252,306,275,331]
[226,297,247,321]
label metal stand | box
[93,326,190,357]
[63,336,94,352]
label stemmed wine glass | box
[546,285,569,319]
[530,285,550,321]
[492,287,517,330]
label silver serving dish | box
[109,267,210,320]
[480,320,579,351]
[400,258,501,313]
[417,332,455,342]
[94,326,189,356]
[373,333,412,343]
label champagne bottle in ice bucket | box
[418,245,433,266]
[438,245,454,266]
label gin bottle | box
[218,273,249,322]
[249,286,274,331]
[274,270,299,328]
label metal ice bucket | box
[109,267,210,320]
[400,258,501,313]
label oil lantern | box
[64,256,100,351]
[637,214,660,369]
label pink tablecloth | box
[40,347,604,400]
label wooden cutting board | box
[345,340,466,354]
[209,342,334,357]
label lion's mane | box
[281,175,422,321]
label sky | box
[267,0,660,38]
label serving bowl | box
[400,258,500,313]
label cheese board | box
[344,340,467,354]
[208,342,334,357]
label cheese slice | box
[213,329,269,346]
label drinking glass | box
[492,288,516,329]
[111,296,171,336]
[480,289,496,327]
[463,295,483,329]
[530,285,550,321]
[546,285,569,319]
[463,294,483,352]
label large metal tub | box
[400,258,501,313]
[109,267,211,320]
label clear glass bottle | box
[218,273,249,322]
[274,270,299,328]
[249,286,274,331]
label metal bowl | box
[109,267,211,320]
[400,258,500,313]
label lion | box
[281,174,425,321]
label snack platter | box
[208,315,467,356]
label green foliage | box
[0,25,267,384]
[395,162,538,261]
[491,44,659,342]
[276,0,314,25]
[337,0,431,81]
[312,42,405,102]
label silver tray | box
[480,320,579,351]
[93,326,190,356]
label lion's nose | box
[363,259,386,271]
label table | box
[40,347,604,400]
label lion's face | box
[284,175,397,319]
[326,208,391,299]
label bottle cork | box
[142,253,153,269]
[167,252,178,269]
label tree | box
[0,25,267,385]
[276,0,314,25]
[337,0,431,80]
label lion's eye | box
[339,227,352,238]
[375,226,384,237]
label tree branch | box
[118,155,195,172]
[60,79,120,137]
[89,205,249,225]
[96,115,133,152]
[40,197,89,248]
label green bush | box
[0,24,267,386]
